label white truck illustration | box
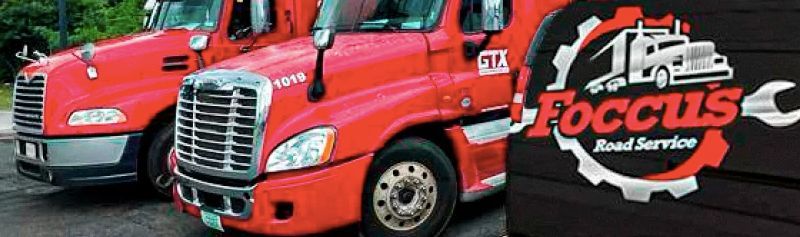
[585,19,733,94]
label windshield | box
[314,0,445,32]
[152,0,223,31]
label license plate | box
[25,143,37,159]
[15,140,39,160]
[201,210,224,232]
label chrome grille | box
[12,74,46,134]
[685,44,713,71]
[175,70,270,181]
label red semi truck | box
[12,0,318,197]
[171,0,569,235]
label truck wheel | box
[655,67,670,89]
[361,138,457,237]
[143,121,175,199]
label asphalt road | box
[0,140,506,237]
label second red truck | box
[13,0,318,197]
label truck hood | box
[204,32,430,113]
[22,30,198,81]
[19,30,205,135]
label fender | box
[45,75,182,136]
[257,75,443,171]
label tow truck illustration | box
[585,19,733,94]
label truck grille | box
[12,74,46,134]
[685,44,714,71]
[175,70,270,181]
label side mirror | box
[313,29,335,50]
[144,0,157,11]
[189,35,209,52]
[251,0,272,34]
[81,43,96,62]
[482,0,505,32]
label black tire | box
[361,137,458,237]
[142,121,175,199]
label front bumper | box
[15,133,143,186]
[174,154,373,236]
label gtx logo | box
[478,49,509,76]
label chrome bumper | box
[174,168,255,219]
[14,133,142,186]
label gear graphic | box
[512,7,800,203]
[545,14,700,203]
[553,130,698,202]
[547,16,601,91]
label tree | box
[0,0,55,81]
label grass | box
[0,84,11,110]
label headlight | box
[68,108,127,126]
[266,126,336,173]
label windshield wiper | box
[163,24,202,31]
[358,21,401,32]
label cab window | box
[154,0,223,31]
[659,40,685,49]
[460,0,511,33]
[315,0,446,32]
[227,0,274,40]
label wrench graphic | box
[741,80,800,127]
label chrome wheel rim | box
[373,161,437,231]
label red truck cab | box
[12,0,318,197]
[172,0,569,235]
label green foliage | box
[0,85,11,110]
[0,0,146,82]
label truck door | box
[627,34,649,84]
[447,0,515,116]
[425,0,519,192]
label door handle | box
[285,10,294,34]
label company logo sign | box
[478,49,509,76]
[514,7,800,202]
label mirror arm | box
[195,51,205,69]
[308,49,326,102]
[285,10,294,34]
[478,31,496,54]
[241,35,258,53]
[70,51,93,66]
[465,31,497,59]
